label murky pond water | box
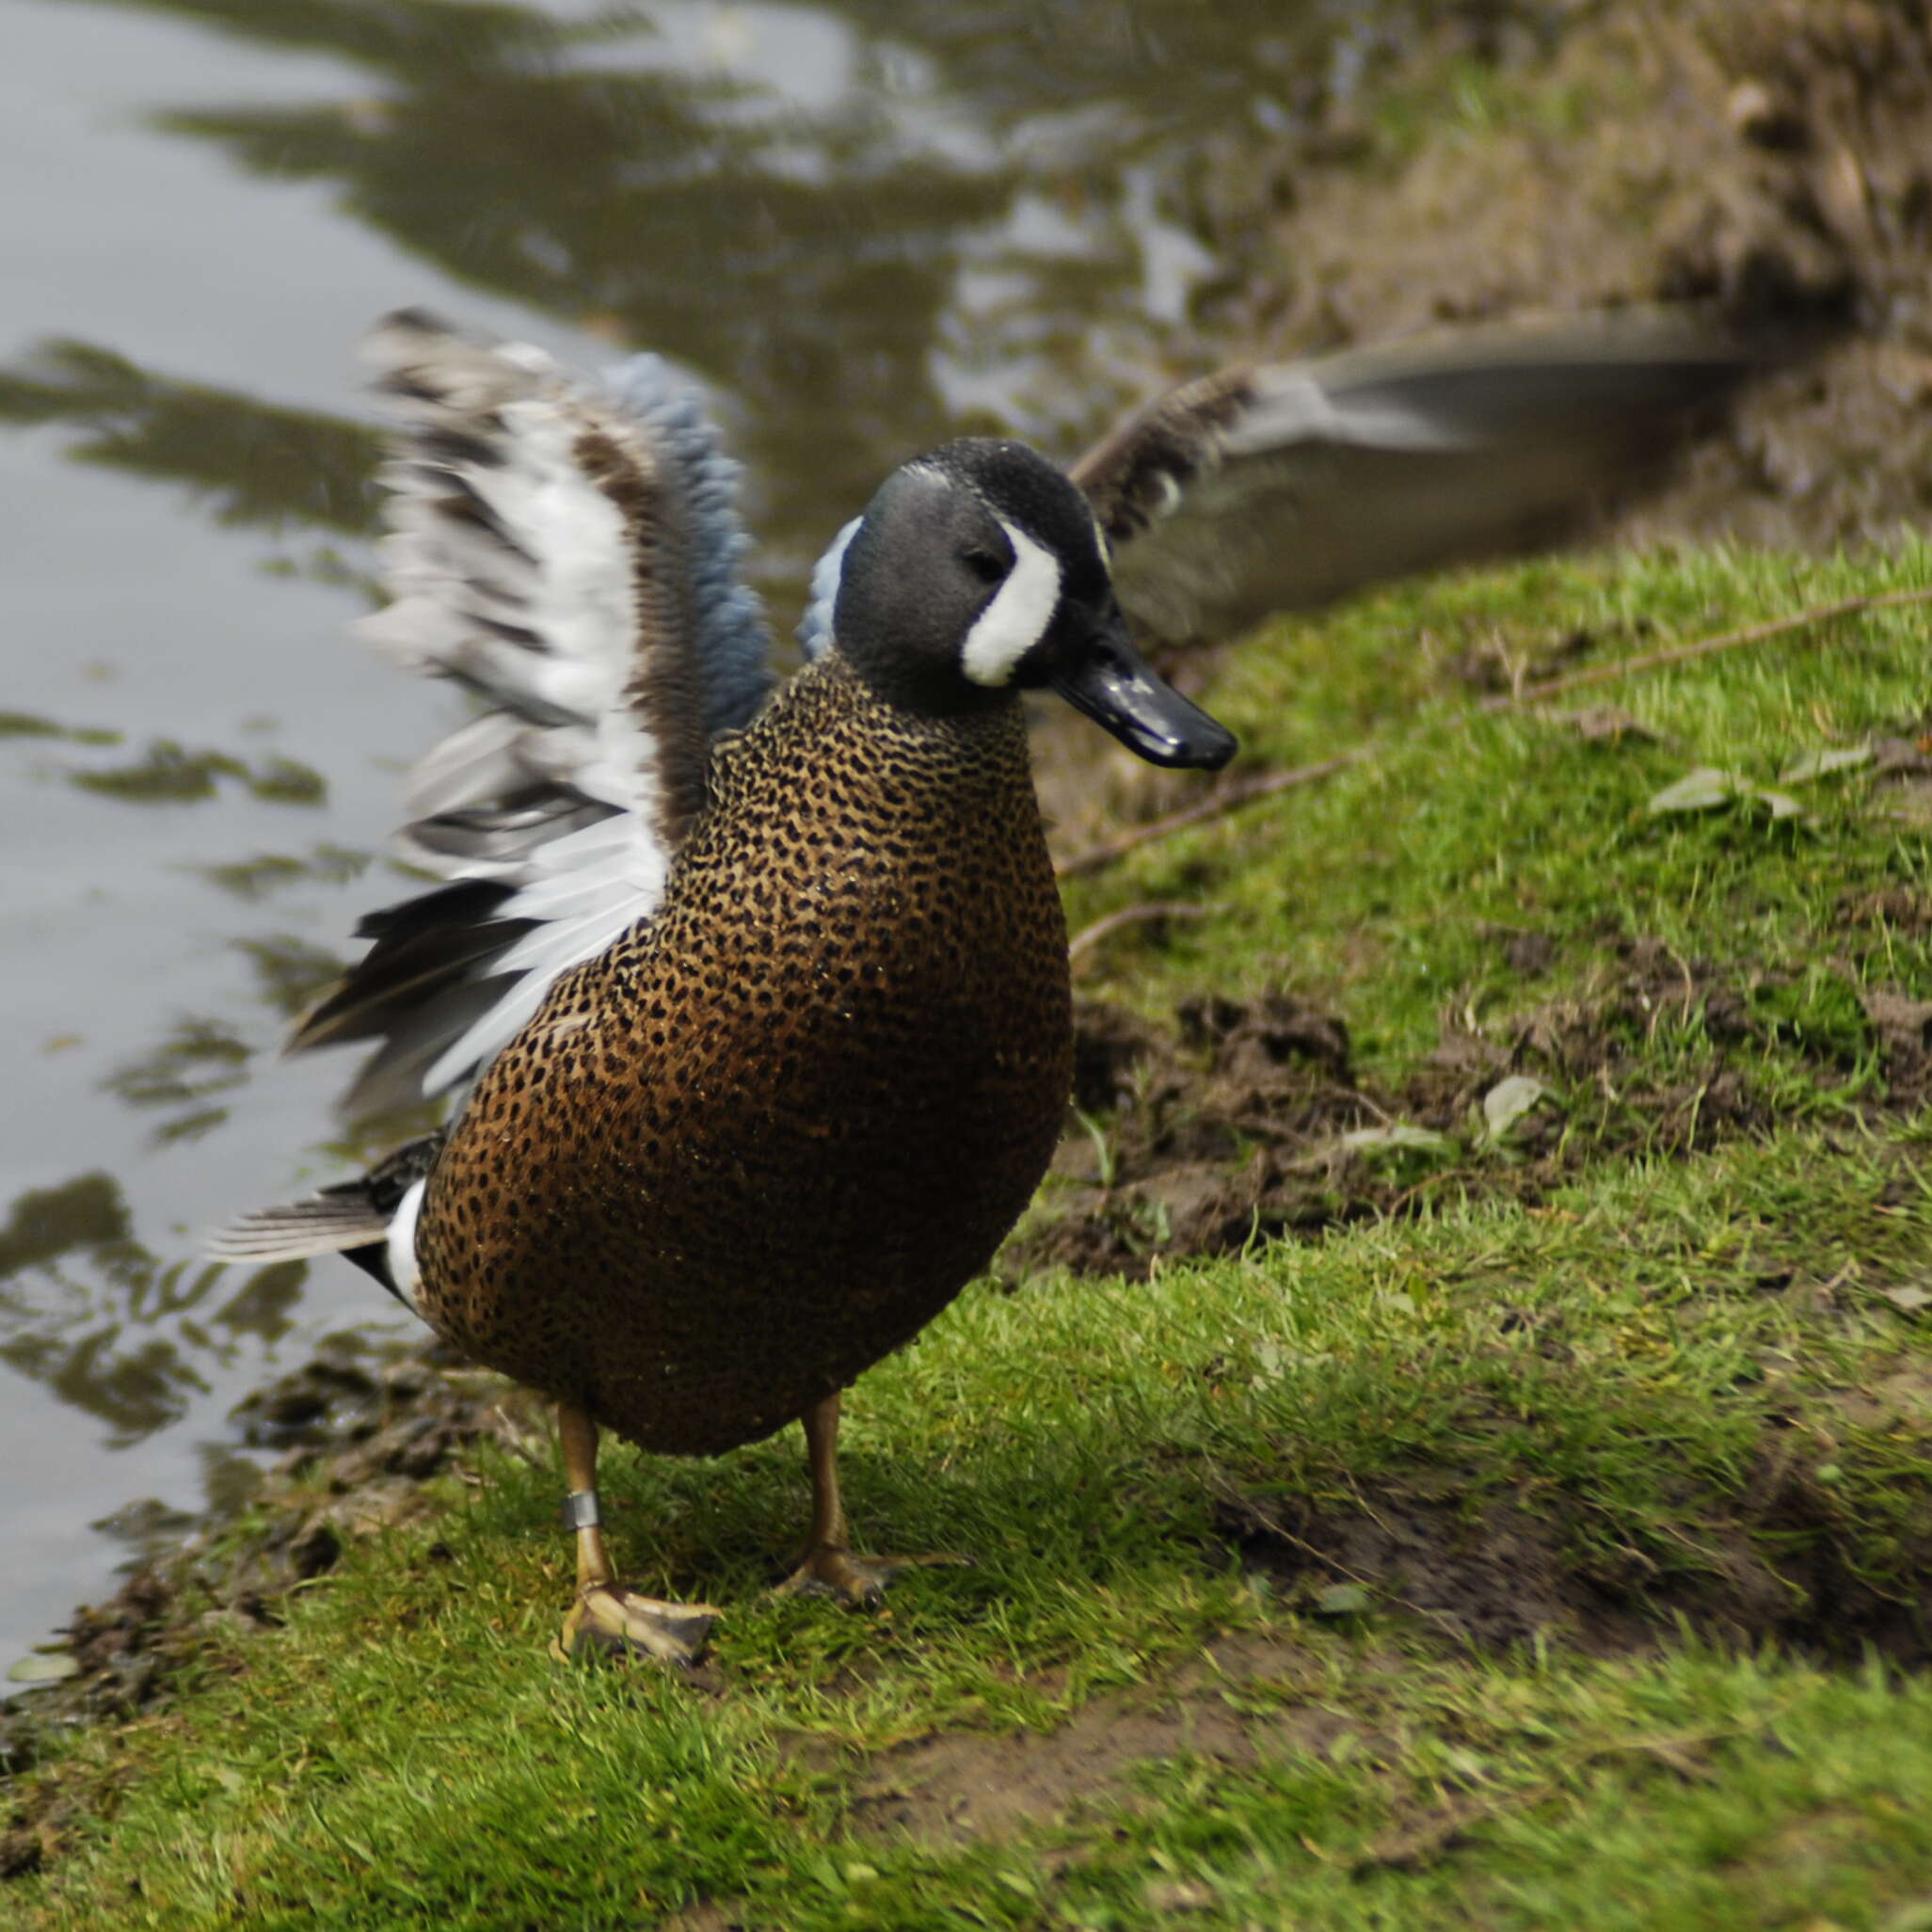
[0,0,1413,1669]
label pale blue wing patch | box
[600,353,773,734]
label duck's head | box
[829,439,1237,771]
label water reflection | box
[69,741,327,806]
[144,1,1008,562]
[94,940,351,1155]
[41,0,1367,582]
[103,1017,250,1146]
[189,843,370,902]
[4,0,1411,612]
[0,336,379,536]
[0,1174,136,1283]
[0,1174,309,1445]
[0,711,120,745]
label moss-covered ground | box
[8,537,1932,1929]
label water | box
[0,0,1372,1670]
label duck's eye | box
[961,547,1008,584]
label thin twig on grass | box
[1056,753,1365,881]
[1067,900,1210,968]
[1054,583,1932,882]
[1474,584,1932,717]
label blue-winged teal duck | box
[213,307,1742,1663]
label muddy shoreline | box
[1186,0,1932,559]
[0,1336,527,1873]
[1024,900,1932,1281]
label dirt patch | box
[1860,985,1932,1092]
[1016,936,1925,1279]
[832,1631,1349,1846]
[1215,1479,1656,1657]
[1841,886,1932,934]
[1213,1429,1932,1668]
[1495,928,1558,978]
[0,1337,522,1876]
[817,1622,1718,1876]
[659,1906,751,1932]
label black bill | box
[1051,623,1237,771]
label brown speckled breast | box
[414,653,1072,1454]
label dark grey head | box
[830,439,1236,771]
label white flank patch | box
[385,1176,427,1314]
[960,520,1062,688]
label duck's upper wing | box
[291,310,774,1116]
[1071,310,1754,648]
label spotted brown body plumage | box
[416,652,1071,1454]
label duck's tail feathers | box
[203,1192,389,1265]
[204,1132,444,1303]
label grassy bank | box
[8,536,1932,1928]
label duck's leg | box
[551,1401,719,1667]
[776,1391,967,1606]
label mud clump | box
[1035,992,1381,1278]
[1213,1426,1932,1666]
[1214,1478,1653,1656]
[1020,938,1924,1280]
[1498,929,1557,978]
[1841,886,1932,934]
[1860,986,1932,1094]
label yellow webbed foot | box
[553,1584,720,1667]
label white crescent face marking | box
[960,519,1062,689]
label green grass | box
[1364,49,1615,171]
[1068,540,1932,1077]
[10,539,1932,1928]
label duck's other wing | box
[1072,308,1755,648]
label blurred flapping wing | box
[291,310,772,1115]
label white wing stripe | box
[418,810,670,1087]
[423,974,555,1096]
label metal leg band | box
[561,1489,601,1530]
